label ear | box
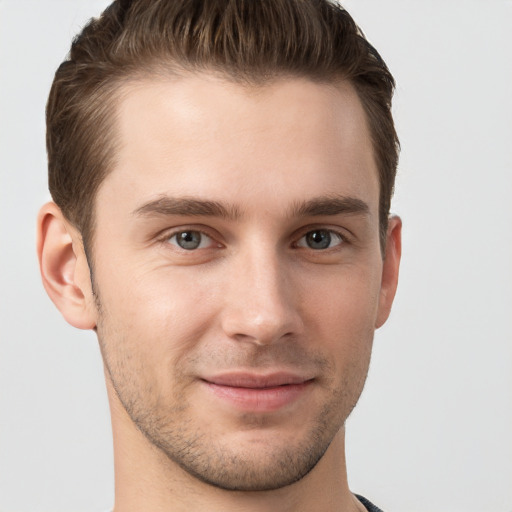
[37,202,97,330]
[375,215,402,328]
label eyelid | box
[156,225,224,250]
[293,225,352,246]
[152,223,352,251]
[169,231,212,250]
[295,230,345,251]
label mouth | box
[201,372,315,412]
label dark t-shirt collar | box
[354,494,385,512]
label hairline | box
[77,65,388,259]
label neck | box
[107,380,362,512]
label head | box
[39,0,401,496]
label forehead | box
[98,73,378,217]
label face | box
[89,74,395,491]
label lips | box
[206,371,310,388]
[201,372,314,412]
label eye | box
[296,229,344,250]
[168,230,214,250]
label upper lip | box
[203,371,313,388]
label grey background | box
[1,1,511,510]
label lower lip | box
[203,381,312,412]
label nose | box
[220,246,304,346]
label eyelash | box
[157,226,350,252]
[159,228,220,251]
[294,228,347,250]
[160,228,348,252]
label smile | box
[201,372,315,412]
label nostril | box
[223,311,302,346]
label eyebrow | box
[133,196,242,220]
[289,195,370,217]
[133,194,369,220]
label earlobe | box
[37,202,97,330]
[375,215,402,329]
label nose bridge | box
[221,241,302,345]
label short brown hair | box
[46,0,399,249]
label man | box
[37,0,401,510]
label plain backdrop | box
[0,1,511,511]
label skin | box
[38,73,401,512]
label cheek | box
[96,260,221,363]
[95,269,215,408]
[304,259,382,316]
[300,264,382,356]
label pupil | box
[177,231,201,250]
[307,230,331,249]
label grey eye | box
[171,231,209,250]
[297,230,343,250]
